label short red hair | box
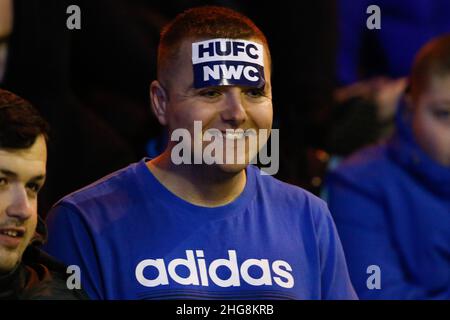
[410,33,450,101]
[157,6,270,86]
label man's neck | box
[0,262,24,300]
[146,151,247,207]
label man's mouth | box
[0,227,26,248]
[209,129,257,140]
[0,228,25,238]
[223,131,245,140]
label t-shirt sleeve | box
[314,200,358,300]
[42,203,104,299]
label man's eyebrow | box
[29,175,46,182]
[0,169,46,181]
[0,169,17,178]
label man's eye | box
[245,88,265,98]
[199,90,221,98]
[433,110,450,119]
[0,178,7,187]
[26,183,41,194]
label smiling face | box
[0,135,47,273]
[411,74,450,167]
[151,37,273,174]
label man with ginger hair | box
[44,6,356,300]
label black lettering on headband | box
[192,39,265,89]
[246,44,259,59]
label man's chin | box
[0,250,21,274]
[214,162,248,175]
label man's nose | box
[6,185,33,221]
[220,90,248,126]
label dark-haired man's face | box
[0,135,46,273]
[412,74,450,167]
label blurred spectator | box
[329,76,407,157]
[329,0,450,158]
[325,34,450,299]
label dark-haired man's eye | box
[0,178,7,187]
[26,182,41,195]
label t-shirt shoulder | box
[53,161,140,208]
[249,165,330,220]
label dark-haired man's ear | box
[150,80,169,126]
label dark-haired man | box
[44,6,356,300]
[0,88,87,299]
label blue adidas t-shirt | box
[43,160,356,300]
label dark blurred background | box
[1,0,449,216]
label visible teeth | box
[2,230,18,237]
[209,130,256,140]
[224,132,244,140]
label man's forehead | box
[419,75,450,103]
[0,137,47,178]
[429,74,450,90]
[0,152,46,180]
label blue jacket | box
[326,101,450,299]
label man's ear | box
[150,80,169,126]
[404,91,415,113]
